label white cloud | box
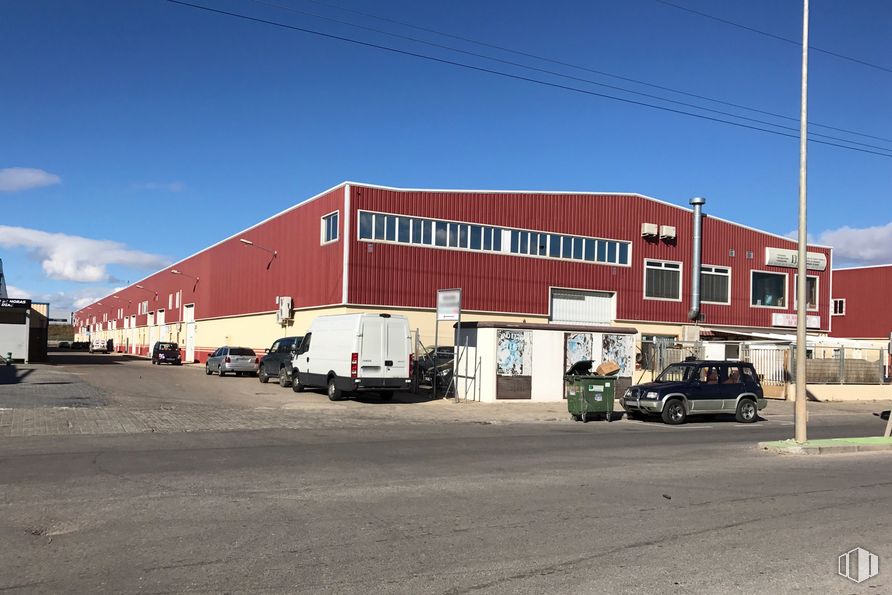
[3,284,114,317]
[135,181,185,192]
[0,167,61,192]
[818,221,892,265]
[0,226,169,283]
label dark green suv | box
[258,336,304,387]
[621,360,766,424]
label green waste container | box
[565,375,615,422]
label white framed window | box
[168,293,173,310]
[794,275,819,311]
[175,290,181,309]
[321,211,339,244]
[356,209,631,266]
[644,260,683,301]
[701,265,731,305]
[751,271,788,308]
[832,298,846,316]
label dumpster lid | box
[565,360,595,376]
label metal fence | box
[790,346,887,385]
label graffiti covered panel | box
[497,330,532,376]
[602,333,634,376]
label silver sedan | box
[205,346,258,377]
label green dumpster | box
[565,360,616,422]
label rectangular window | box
[832,298,845,315]
[423,220,433,245]
[483,227,492,251]
[794,275,819,311]
[374,214,385,240]
[168,294,173,310]
[495,228,506,252]
[175,291,181,309]
[435,221,448,247]
[384,215,397,241]
[533,233,547,256]
[411,218,423,244]
[701,265,731,305]
[607,241,617,263]
[561,236,572,259]
[548,234,561,258]
[398,217,410,243]
[751,271,787,308]
[448,223,459,247]
[470,225,482,250]
[321,211,339,243]
[584,238,595,262]
[645,260,682,301]
[359,212,373,239]
[618,242,629,265]
[572,237,583,260]
[459,224,469,249]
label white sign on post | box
[437,289,462,322]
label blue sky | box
[2,0,891,315]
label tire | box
[218,366,225,377]
[278,366,290,388]
[259,366,269,383]
[735,398,758,423]
[291,371,305,393]
[205,364,212,376]
[661,399,687,425]
[327,377,344,401]
[379,391,393,401]
[571,414,582,422]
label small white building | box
[452,322,637,402]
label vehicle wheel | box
[278,366,290,388]
[327,377,344,401]
[218,367,225,377]
[291,371,305,393]
[379,391,393,401]
[259,366,269,383]
[205,364,212,375]
[735,398,758,423]
[571,414,581,422]
[661,399,687,425]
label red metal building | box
[74,182,833,362]
[830,265,892,341]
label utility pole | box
[794,0,809,443]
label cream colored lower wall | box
[787,383,892,402]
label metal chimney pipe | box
[688,197,706,321]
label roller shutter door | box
[550,289,616,325]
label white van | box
[89,337,108,354]
[291,313,413,400]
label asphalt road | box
[2,415,890,593]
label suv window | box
[697,365,723,384]
[270,340,281,354]
[723,365,743,384]
[278,338,294,353]
[742,366,759,384]
[656,363,693,382]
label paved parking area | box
[0,351,888,439]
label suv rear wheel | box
[661,399,687,425]
[278,366,290,388]
[258,366,269,383]
[735,398,758,423]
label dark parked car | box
[258,335,304,387]
[151,341,182,365]
[58,341,70,349]
[621,360,766,425]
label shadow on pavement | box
[46,352,139,366]
[0,366,35,385]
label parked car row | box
[144,313,417,402]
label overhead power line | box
[289,0,892,145]
[654,0,892,75]
[165,0,892,159]
[243,0,892,154]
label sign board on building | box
[765,247,827,271]
[437,289,462,322]
[771,312,821,329]
[0,298,31,309]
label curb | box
[759,438,892,455]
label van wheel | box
[278,366,290,388]
[661,399,687,425]
[327,378,344,401]
[735,399,758,423]
[258,367,269,383]
[291,371,305,393]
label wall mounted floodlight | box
[135,284,159,301]
[170,269,200,292]
[239,237,277,270]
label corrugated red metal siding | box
[348,185,832,331]
[830,266,892,338]
[75,186,345,328]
